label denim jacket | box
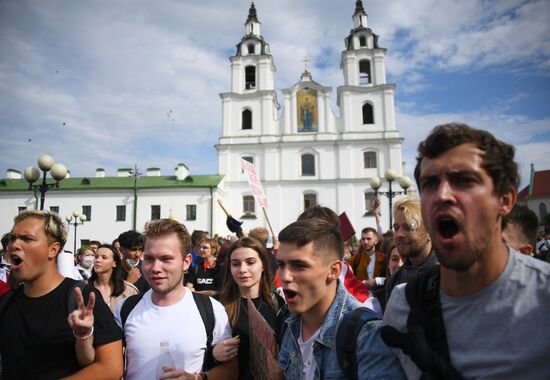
[279,281,405,379]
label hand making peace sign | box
[67,286,95,339]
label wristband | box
[73,326,94,342]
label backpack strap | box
[119,291,216,370]
[336,307,380,380]
[120,293,145,328]
[192,292,216,371]
[402,266,463,379]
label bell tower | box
[337,0,398,138]
[217,1,280,181]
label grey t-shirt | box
[384,247,550,379]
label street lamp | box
[24,154,68,210]
[370,169,413,229]
[65,211,87,255]
[130,164,141,231]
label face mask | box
[81,257,94,269]
[126,258,139,267]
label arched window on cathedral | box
[243,195,255,216]
[359,36,367,47]
[362,103,374,124]
[247,44,255,55]
[245,65,256,90]
[241,156,253,173]
[242,109,252,130]
[303,192,318,210]
[363,151,377,168]
[364,191,376,215]
[359,59,371,84]
[301,154,315,176]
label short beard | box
[437,249,482,271]
[401,250,420,259]
[435,239,485,272]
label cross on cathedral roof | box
[302,56,310,73]
[246,1,258,24]
[355,0,366,15]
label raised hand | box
[67,286,95,339]
[372,197,381,213]
[127,267,142,284]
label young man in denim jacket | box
[276,218,405,379]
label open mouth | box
[283,289,297,300]
[9,255,22,268]
[438,218,459,239]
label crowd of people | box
[0,123,549,379]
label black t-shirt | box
[0,278,122,380]
[234,295,281,380]
[186,258,224,292]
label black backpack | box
[119,291,216,371]
[276,304,379,380]
[381,265,463,380]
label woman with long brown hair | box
[88,244,138,312]
[213,237,284,379]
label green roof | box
[0,175,224,192]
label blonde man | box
[1,210,123,379]
[386,196,438,302]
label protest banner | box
[240,159,275,236]
[248,297,277,379]
[240,159,267,207]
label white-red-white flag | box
[240,159,268,207]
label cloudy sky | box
[1,0,549,189]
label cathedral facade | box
[217,1,405,234]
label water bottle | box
[156,340,176,378]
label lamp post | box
[130,164,141,231]
[370,169,413,229]
[24,155,68,210]
[65,211,87,255]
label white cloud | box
[396,109,550,188]
[0,0,549,184]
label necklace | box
[95,282,113,306]
[240,297,263,317]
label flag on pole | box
[240,158,268,207]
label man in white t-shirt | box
[115,219,238,380]
[383,123,550,379]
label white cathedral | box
[0,1,409,246]
[217,0,406,234]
